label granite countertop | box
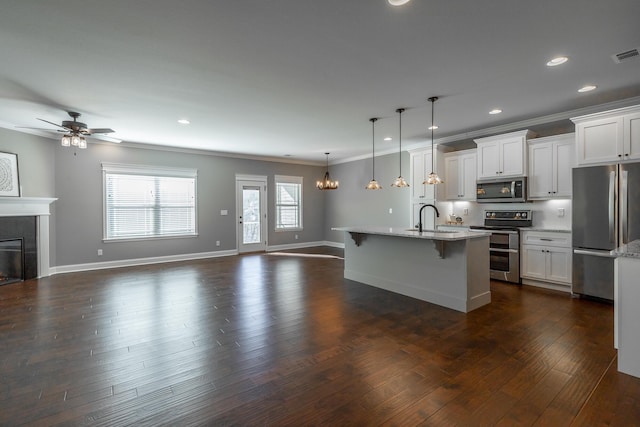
[332,226,490,242]
[519,227,572,233]
[612,240,640,258]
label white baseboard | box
[51,249,238,275]
[49,241,344,276]
[521,278,571,293]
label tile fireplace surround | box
[0,197,56,279]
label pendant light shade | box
[316,152,339,190]
[423,97,443,185]
[391,108,409,188]
[366,118,383,190]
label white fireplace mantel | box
[0,197,57,278]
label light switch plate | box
[558,208,565,217]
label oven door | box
[489,232,521,283]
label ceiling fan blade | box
[37,118,67,129]
[87,134,122,143]
[86,128,115,134]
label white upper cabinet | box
[474,130,535,179]
[528,133,575,200]
[444,149,476,201]
[572,105,640,166]
[409,147,442,201]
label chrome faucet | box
[418,204,440,232]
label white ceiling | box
[1,0,639,164]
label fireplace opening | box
[0,238,24,285]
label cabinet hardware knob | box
[625,153,630,156]
[619,154,623,157]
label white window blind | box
[275,175,302,230]
[103,163,197,240]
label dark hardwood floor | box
[1,247,639,426]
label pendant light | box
[366,118,383,190]
[423,97,444,185]
[316,152,339,190]
[391,108,409,187]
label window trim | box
[102,162,198,242]
[274,175,303,232]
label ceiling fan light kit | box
[18,111,117,150]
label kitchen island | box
[333,226,491,313]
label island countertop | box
[332,226,490,241]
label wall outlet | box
[463,208,469,215]
[295,234,299,240]
[389,208,393,214]
[216,240,220,246]
[97,249,103,256]
[220,210,228,216]
[558,208,565,217]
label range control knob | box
[515,213,521,218]
[486,212,491,217]
[521,212,527,218]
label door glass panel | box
[242,187,261,244]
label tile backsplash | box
[439,199,572,230]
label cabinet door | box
[410,151,436,200]
[477,142,500,179]
[546,247,572,284]
[500,136,525,177]
[624,112,640,161]
[410,152,426,199]
[460,153,477,200]
[444,156,461,200]
[521,245,547,280]
[576,117,624,165]
[553,140,575,198]
[528,143,553,199]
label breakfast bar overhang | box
[333,227,491,313]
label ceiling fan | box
[17,111,119,147]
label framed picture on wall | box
[0,151,20,197]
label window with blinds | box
[275,175,302,230]
[102,163,197,240]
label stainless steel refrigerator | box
[572,162,640,300]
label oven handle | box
[490,248,519,254]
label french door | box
[236,176,267,253]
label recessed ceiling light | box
[578,85,597,93]
[388,0,411,5]
[489,109,502,115]
[546,56,568,67]
[384,137,392,141]
[428,125,439,130]
[177,119,190,125]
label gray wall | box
[54,142,326,266]
[1,126,416,266]
[0,128,55,197]
[324,152,412,243]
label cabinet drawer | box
[521,231,571,247]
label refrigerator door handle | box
[621,170,628,244]
[609,171,616,243]
[573,248,617,258]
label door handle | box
[609,171,616,243]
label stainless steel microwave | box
[476,177,527,203]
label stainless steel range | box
[470,210,532,284]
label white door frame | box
[236,174,268,253]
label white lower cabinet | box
[520,230,572,291]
